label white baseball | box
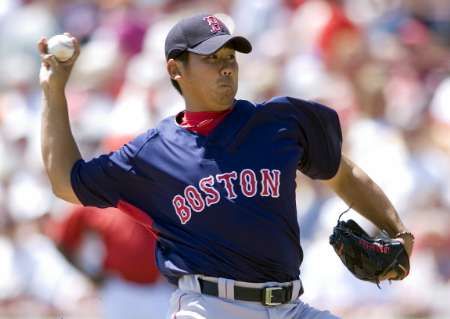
[47,34,75,62]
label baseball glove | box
[329,213,410,287]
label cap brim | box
[187,35,252,55]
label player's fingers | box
[38,37,48,55]
[43,54,59,69]
[61,35,80,65]
[379,269,398,281]
[395,237,413,257]
[41,61,50,70]
[41,53,52,69]
[38,39,53,70]
[41,60,50,69]
[72,36,81,58]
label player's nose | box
[221,66,233,77]
[219,56,236,77]
[222,69,232,76]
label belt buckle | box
[263,286,284,306]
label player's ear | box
[167,59,182,80]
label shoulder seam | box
[135,129,159,156]
[126,129,159,173]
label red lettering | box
[240,169,257,197]
[173,168,283,224]
[199,175,220,206]
[184,186,205,212]
[172,195,192,224]
[203,16,222,33]
[216,171,238,199]
[359,239,390,254]
[260,169,280,198]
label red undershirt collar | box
[178,107,233,136]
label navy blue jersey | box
[71,96,342,283]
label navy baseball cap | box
[165,13,252,60]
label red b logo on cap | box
[203,16,222,33]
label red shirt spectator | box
[51,206,159,284]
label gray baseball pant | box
[166,275,340,319]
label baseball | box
[47,34,75,62]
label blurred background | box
[0,0,449,318]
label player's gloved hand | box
[38,33,80,92]
[395,232,414,258]
[377,232,414,280]
[329,217,412,287]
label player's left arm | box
[323,154,414,257]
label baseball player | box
[38,14,414,319]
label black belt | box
[198,278,302,306]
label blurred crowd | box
[0,0,449,318]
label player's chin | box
[216,84,237,98]
[215,88,236,105]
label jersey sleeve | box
[71,130,154,208]
[266,96,342,179]
[290,97,342,179]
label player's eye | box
[228,54,235,60]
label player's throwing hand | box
[38,33,80,92]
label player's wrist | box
[43,86,67,101]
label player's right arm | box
[38,34,81,204]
